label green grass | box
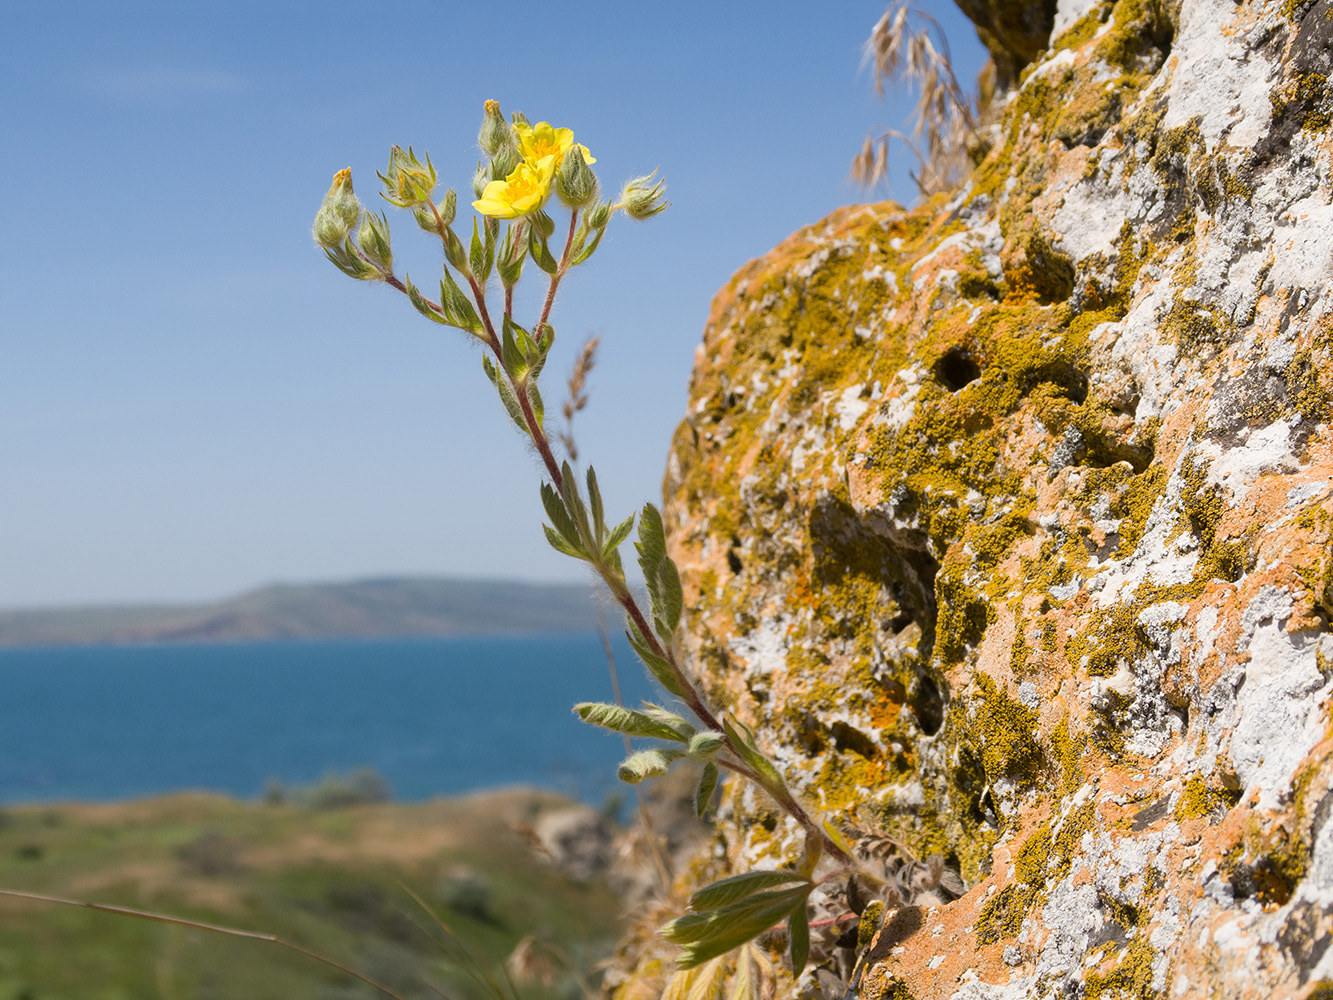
[0,790,626,1000]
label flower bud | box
[357,211,393,274]
[490,143,520,181]
[473,161,490,200]
[584,199,613,229]
[378,145,436,208]
[620,170,669,221]
[478,99,514,157]
[312,168,361,247]
[556,146,599,209]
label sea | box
[0,632,660,807]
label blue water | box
[0,633,660,805]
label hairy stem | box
[536,210,579,333]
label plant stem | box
[536,211,579,333]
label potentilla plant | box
[313,102,865,985]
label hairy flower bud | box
[490,144,520,181]
[556,146,599,209]
[584,199,613,229]
[357,211,393,274]
[477,99,514,157]
[378,145,436,208]
[620,171,669,221]
[312,168,361,247]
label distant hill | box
[0,577,608,647]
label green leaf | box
[639,704,696,740]
[404,276,448,325]
[722,716,786,791]
[586,466,606,546]
[540,483,582,550]
[655,556,684,639]
[788,900,810,978]
[439,269,482,335]
[636,503,668,575]
[695,761,719,817]
[626,628,687,699]
[603,513,634,556]
[617,748,684,784]
[496,221,527,287]
[527,380,544,429]
[574,702,691,743]
[557,461,592,549]
[481,356,526,431]
[666,887,813,967]
[469,216,492,283]
[687,731,724,759]
[571,223,606,266]
[528,226,559,274]
[542,524,586,560]
[688,870,808,912]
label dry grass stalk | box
[557,335,600,462]
[853,1,978,196]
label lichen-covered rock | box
[614,0,1333,997]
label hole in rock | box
[909,675,945,736]
[830,722,879,760]
[726,536,743,576]
[936,349,981,391]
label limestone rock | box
[623,0,1333,996]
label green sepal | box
[527,379,545,429]
[788,900,810,979]
[626,628,687,699]
[695,761,719,817]
[722,716,786,791]
[574,702,691,743]
[497,221,527,288]
[687,870,808,912]
[323,244,379,281]
[617,747,685,784]
[531,208,555,238]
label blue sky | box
[0,2,986,607]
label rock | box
[613,0,1333,996]
[532,805,616,882]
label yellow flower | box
[514,121,596,170]
[471,160,555,219]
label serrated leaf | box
[557,460,592,548]
[586,466,606,545]
[696,761,719,817]
[626,628,687,699]
[636,503,668,573]
[688,871,809,912]
[574,702,691,743]
[603,513,635,556]
[688,731,724,758]
[788,900,810,978]
[540,482,582,550]
[639,704,696,739]
[543,524,586,559]
[617,747,685,784]
[722,716,786,791]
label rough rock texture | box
[612,0,1333,997]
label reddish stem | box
[536,211,578,333]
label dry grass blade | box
[0,887,410,1000]
[398,881,521,1000]
[854,0,978,196]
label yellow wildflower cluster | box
[472,118,595,219]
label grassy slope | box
[0,577,603,647]
[0,791,626,1000]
